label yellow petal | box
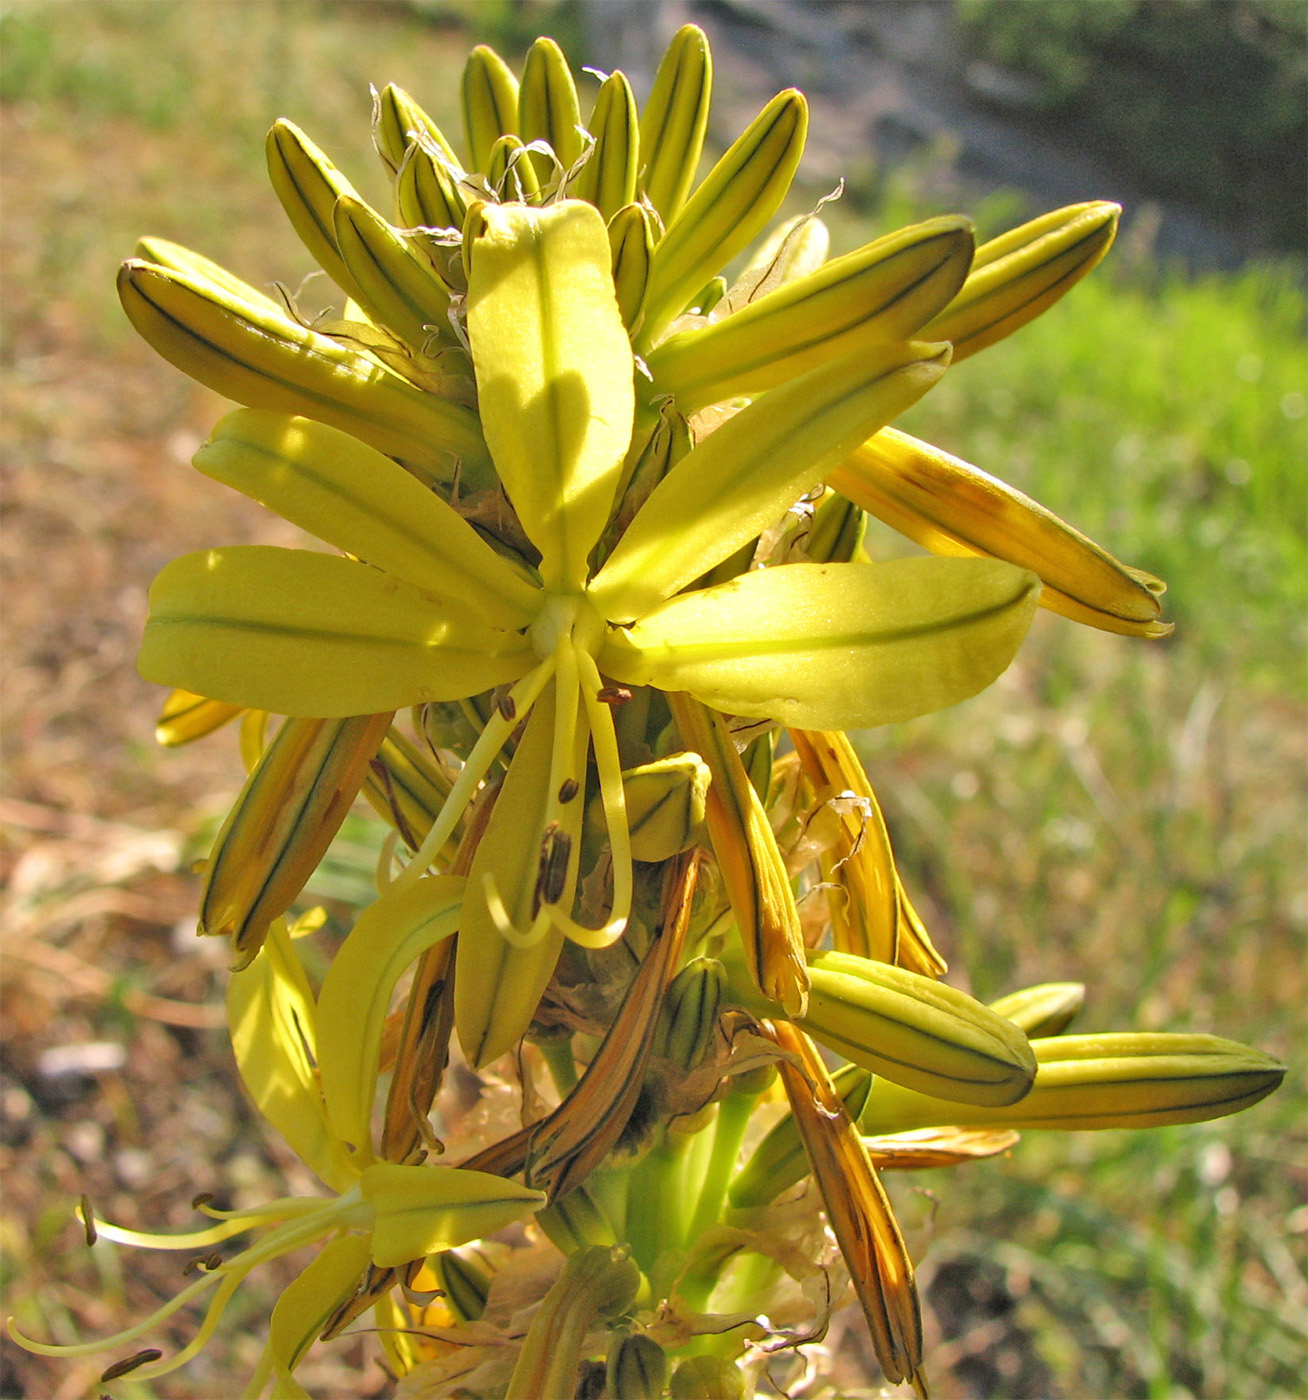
[518,36,583,169]
[668,695,807,1016]
[602,558,1040,730]
[117,259,488,490]
[589,341,950,623]
[227,921,356,1191]
[195,410,540,627]
[374,82,462,176]
[140,545,533,717]
[637,23,712,225]
[457,686,565,1069]
[860,1033,1287,1133]
[201,712,391,967]
[266,1235,373,1396]
[768,1021,924,1388]
[155,688,241,746]
[921,200,1119,360]
[575,71,639,220]
[361,1163,544,1269]
[466,201,635,589]
[461,43,519,172]
[798,950,1036,1106]
[316,875,464,1160]
[638,89,808,349]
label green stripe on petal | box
[589,341,950,622]
[467,201,635,589]
[140,546,532,717]
[195,410,541,627]
[600,558,1040,730]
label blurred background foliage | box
[957,0,1306,251]
[1,2,1303,1398]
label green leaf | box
[466,201,635,589]
[140,545,533,716]
[602,558,1040,729]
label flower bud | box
[989,982,1086,1037]
[796,950,1036,1106]
[588,752,710,864]
[606,1333,669,1400]
[859,1033,1286,1134]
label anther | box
[100,1350,163,1382]
[496,690,517,722]
[79,1194,97,1246]
[557,777,580,803]
[534,823,572,909]
[191,1192,214,1211]
[596,686,632,706]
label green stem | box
[535,1030,578,1095]
[686,1089,755,1245]
[625,1130,693,1278]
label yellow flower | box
[8,907,544,1393]
[138,200,1040,1064]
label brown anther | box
[496,689,517,722]
[534,823,572,909]
[204,1251,224,1271]
[595,686,632,706]
[100,1349,163,1382]
[191,1192,214,1210]
[183,1257,206,1276]
[557,777,580,803]
[79,1194,97,1246]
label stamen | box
[390,658,556,897]
[480,871,555,948]
[375,826,402,891]
[557,778,580,803]
[596,686,632,706]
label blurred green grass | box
[2,1,1304,1397]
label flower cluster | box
[12,27,1282,1399]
